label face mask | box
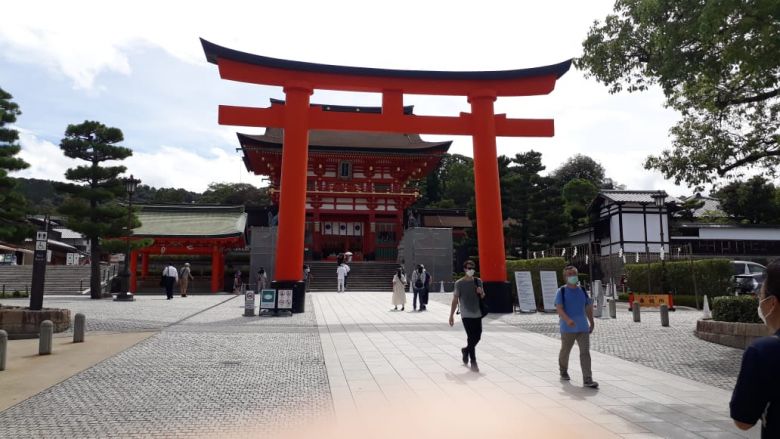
[567,275,579,285]
[758,296,775,325]
[305,269,310,273]
[466,269,475,277]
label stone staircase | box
[306,261,399,292]
[0,264,118,296]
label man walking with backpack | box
[556,265,598,388]
[410,264,429,311]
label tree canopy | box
[199,182,269,206]
[551,154,606,188]
[57,120,135,299]
[0,87,31,243]
[578,0,780,189]
[714,176,780,224]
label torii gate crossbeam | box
[202,39,571,313]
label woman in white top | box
[392,267,406,311]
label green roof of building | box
[133,205,247,238]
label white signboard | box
[35,241,47,251]
[514,271,537,312]
[244,290,255,310]
[66,253,78,265]
[277,289,293,309]
[36,231,47,241]
[539,271,561,312]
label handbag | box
[475,277,489,318]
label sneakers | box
[560,371,571,381]
[470,362,479,372]
[461,348,469,365]
[584,379,599,389]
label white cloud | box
[14,129,264,192]
[2,0,712,197]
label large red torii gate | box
[202,39,571,312]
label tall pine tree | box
[57,121,133,299]
[503,151,570,258]
[0,87,31,243]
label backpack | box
[414,271,426,289]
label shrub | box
[12,290,21,297]
[712,296,761,323]
[625,258,731,297]
[506,257,566,308]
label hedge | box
[712,296,761,323]
[506,257,566,308]
[625,258,732,297]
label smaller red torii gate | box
[130,236,242,293]
[202,39,571,312]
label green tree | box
[503,151,570,258]
[714,176,779,224]
[57,121,135,299]
[0,88,32,243]
[562,178,599,230]
[578,0,780,189]
[199,182,268,206]
[551,154,606,188]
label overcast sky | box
[1,0,693,196]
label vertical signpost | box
[30,223,49,310]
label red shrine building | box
[238,100,451,262]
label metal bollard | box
[39,320,53,355]
[660,304,670,327]
[74,313,85,343]
[632,303,641,322]
[609,300,617,319]
[0,329,7,371]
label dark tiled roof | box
[600,190,668,204]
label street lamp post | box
[115,174,140,302]
[652,191,668,294]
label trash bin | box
[292,283,306,313]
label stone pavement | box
[0,295,332,438]
[0,291,761,438]
[430,294,745,390]
[315,292,758,438]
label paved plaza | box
[0,292,760,438]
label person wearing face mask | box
[555,266,598,388]
[730,260,780,438]
[449,260,485,372]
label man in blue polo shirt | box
[555,265,598,388]
[730,260,780,438]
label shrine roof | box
[201,38,572,81]
[133,205,247,239]
[238,129,451,153]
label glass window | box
[748,263,765,274]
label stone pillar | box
[39,320,53,355]
[73,313,85,343]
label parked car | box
[730,260,766,295]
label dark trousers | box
[163,277,175,299]
[462,317,482,363]
[413,287,426,309]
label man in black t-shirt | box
[730,260,780,438]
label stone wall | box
[0,306,71,339]
[695,319,771,349]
